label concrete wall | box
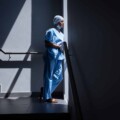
[63,0,69,103]
[68,0,120,120]
[0,0,63,98]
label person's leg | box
[51,60,63,93]
[43,56,56,100]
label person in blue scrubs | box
[43,15,64,103]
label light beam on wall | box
[2,0,31,61]
[0,0,32,94]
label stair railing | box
[63,41,83,120]
[0,49,42,61]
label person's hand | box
[59,44,64,53]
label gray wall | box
[63,0,69,103]
[68,0,120,120]
[0,0,63,98]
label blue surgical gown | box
[43,28,64,100]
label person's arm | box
[45,40,61,49]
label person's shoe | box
[45,98,58,103]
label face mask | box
[57,25,62,30]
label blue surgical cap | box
[53,15,64,25]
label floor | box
[0,97,70,120]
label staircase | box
[0,97,70,120]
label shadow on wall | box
[0,0,28,98]
[0,0,26,49]
[0,0,63,98]
[3,48,31,98]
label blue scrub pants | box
[43,55,63,100]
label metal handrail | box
[0,49,43,61]
[0,49,42,54]
[63,42,83,120]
